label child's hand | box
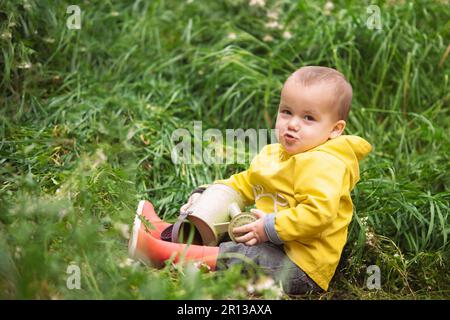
[180,192,201,213]
[232,209,269,246]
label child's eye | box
[304,115,315,121]
[281,109,292,115]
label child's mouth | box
[283,132,298,143]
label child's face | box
[275,78,346,155]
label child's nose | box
[287,117,300,131]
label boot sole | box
[128,200,145,259]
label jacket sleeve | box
[274,152,347,242]
[213,169,255,206]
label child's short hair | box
[291,66,353,121]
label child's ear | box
[329,120,346,139]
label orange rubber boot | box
[134,200,172,239]
[128,210,219,270]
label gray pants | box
[217,241,323,295]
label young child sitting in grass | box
[128,66,372,295]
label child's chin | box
[283,144,304,155]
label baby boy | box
[130,66,372,295]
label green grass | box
[0,0,449,299]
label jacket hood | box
[310,135,372,187]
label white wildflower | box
[365,230,375,247]
[263,34,273,42]
[227,32,237,40]
[266,10,279,20]
[43,37,55,43]
[17,62,32,69]
[361,216,369,226]
[265,20,282,29]
[114,222,130,240]
[325,1,334,10]
[1,32,12,40]
[246,276,281,297]
[255,276,275,291]
[249,0,266,7]
[270,281,285,299]
[15,246,22,259]
[246,283,255,294]
[324,1,334,15]
[193,261,211,272]
[119,258,135,268]
[282,31,292,39]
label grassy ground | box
[0,0,449,299]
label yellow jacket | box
[214,135,372,290]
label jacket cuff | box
[264,214,284,245]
